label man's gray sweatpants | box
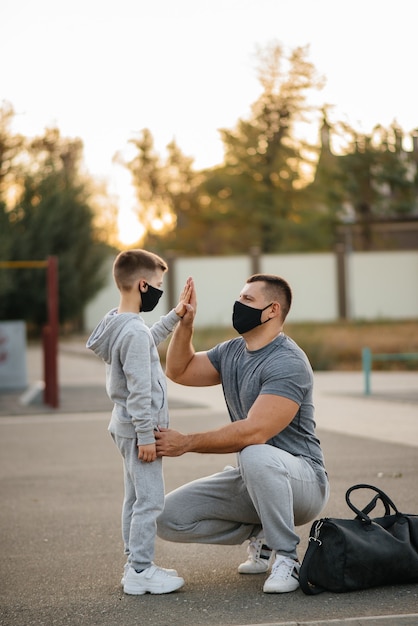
[157,444,329,561]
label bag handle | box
[299,524,325,595]
[361,493,391,517]
[345,483,399,523]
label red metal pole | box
[43,256,59,408]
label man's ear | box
[138,279,148,293]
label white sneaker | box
[238,536,275,574]
[121,562,129,586]
[123,565,184,595]
[263,555,300,593]
[121,562,178,586]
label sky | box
[2,0,417,244]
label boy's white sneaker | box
[123,565,184,595]
[263,555,300,593]
[238,535,275,574]
[121,562,178,586]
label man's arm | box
[155,393,299,456]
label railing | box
[361,347,418,396]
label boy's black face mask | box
[232,300,273,335]
[140,283,163,312]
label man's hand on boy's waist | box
[155,428,187,457]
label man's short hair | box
[113,249,168,291]
[247,274,292,320]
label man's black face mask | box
[232,300,273,335]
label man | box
[155,274,329,593]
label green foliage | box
[122,44,418,256]
[120,129,208,255]
[215,45,323,253]
[0,115,113,332]
[0,102,24,195]
[124,43,331,255]
[323,123,418,221]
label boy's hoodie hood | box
[86,308,140,364]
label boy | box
[86,249,193,595]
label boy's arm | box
[149,310,183,346]
[122,332,155,446]
[149,277,194,346]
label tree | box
[120,130,207,254]
[120,44,418,256]
[121,43,326,255]
[370,124,418,218]
[121,129,170,237]
[323,121,418,250]
[211,43,324,253]
[0,102,24,199]
[0,123,114,331]
[0,103,24,300]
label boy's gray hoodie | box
[86,308,180,446]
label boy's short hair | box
[247,274,292,321]
[113,249,168,291]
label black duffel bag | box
[299,483,418,594]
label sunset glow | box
[3,0,417,249]
[117,209,145,247]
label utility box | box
[0,321,28,390]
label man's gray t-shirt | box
[207,333,325,468]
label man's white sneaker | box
[263,555,300,593]
[120,562,178,586]
[121,562,129,586]
[238,536,275,574]
[123,565,184,595]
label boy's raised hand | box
[174,276,195,319]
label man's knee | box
[156,509,174,541]
[239,444,283,471]
[239,445,289,488]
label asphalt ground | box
[0,341,417,626]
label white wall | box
[175,256,252,327]
[84,257,120,331]
[350,251,418,320]
[85,250,418,331]
[261,253,338,322]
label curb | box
[241,614,418,626]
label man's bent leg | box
[157,466,261,544]
[238,445,329,561]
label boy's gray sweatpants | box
[157,444,329,561]
[112,434,164,571]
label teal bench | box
[362,347,418,395]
